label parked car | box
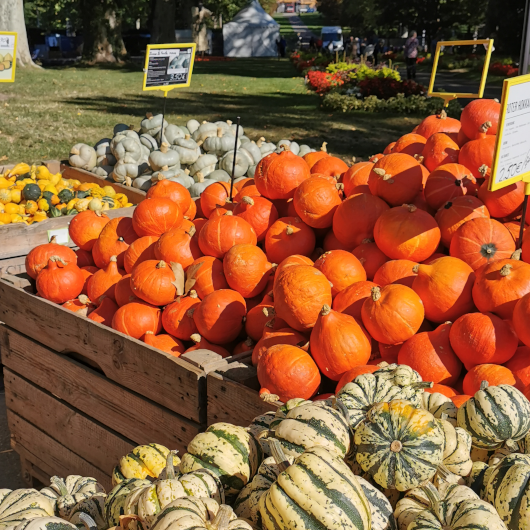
[285,3,295,13]
[321,26,344,51]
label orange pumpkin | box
[449,312,518,369]
[232,337,255,355]
[412,256,475,323]
[62,295,91,315]
[132,197,183,237]
[142,331,185,357]
[87,296,118,327]
[333,193,390,249]
[505,221,526,243]
[373,204,441,262]
[379,342,402,364]
[368,153,423,206]
[373,259,418,288]
[130,260,179,306]
[25,236,78,280]
[198,213,257,259]
[449,217,516,270]
[265,216,315,264]
[68,210,110,251]
[478,178,524,219]
[398,322,462,385]
[80,266,97,296]
[161,291,200,340]
[425,384,459,398]
[303,150,329,170]
[424,163,476,211]
[193,289,247,344]
[435,196,490,247]
[275,254,314,278]
[415,110,461,139]
[332,280,379,319]
[36,257,84,304]
[200,181,232,219]
[422,132,460,172]
[293,176,342,229]
[335,365,379,393]
[451,394,471,407]
[310,305,371,381]
[351,239,389,280]
[252,327,307,366]
[223,244,272,298]
[114,274,140,307]
[245,301,280,342]
[123,235,159,274]
[233,196,279,242]
[273,264,332,331]
[504,346,530,391]
[112,301,162,339]
[361,284,424,345]
[462,364,516,395]
[392,133,427,157]
[75,248,95,268]
[458,124,496,178]
[313,250,367,297]
[310,156,349,177]
[513,292,530,348]
[257,344,321,401]
[184,198,197,221]
[472,258,530,319]
[384,142,396,154]
[323,230,351,251]
[155,226,202,271]
[460,99,500,139]
[92,217,139,269]
[254,151,311,200]
[146,179,191,213]
[87,255,123,305]
[186,256,228,299]
[342,162,373,197]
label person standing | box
[280,36,287,58]
[404,31,419,80]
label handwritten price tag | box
[47,227,71,245]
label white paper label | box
[47,228,71,245]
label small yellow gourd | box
[0,189,12,204]
[33,211,48,222]
[49,173,62,186]
[70,179,81,188]
[75,198,91,212]
[101,202,110,211]
[10,189,21,204]
[124,202,134,208]
[10,214,23,223]
[7,163,30,177]
[90,187,105,199]
[103,186,116,197]
[38,198,50,212]
[89,198,103,212]
[43,184,59,195]
[25,201,38,215]
[67,198,79,210]
[36,166,53,180]
[0,203,4,213]
[5,203,20,214]
[50,194,60,205]
[0,213,11,224]
[38,180,49,191]
[0,177,11,189]
[115,193,128,207]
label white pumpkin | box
[140,113,167,136]
[172,136,201,165]
[114,138,143,162]
[219,151,249,178]
[69,143,97,170]
[149,143,180,172]
[186,119,200,135]
[140,134,158,152]
[203,129,240,156]
[164,124,185,145]
[189,154,218,177]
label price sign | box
[143,43,196,92]
[490,73,530,190]
[0,32,17,83]
[47,227,71,245]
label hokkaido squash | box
[512,292,530,348]
[460,98,500,139]
[332,280,379,319]
[130,260,179,306]
[233,196,279,242]
[123,236,159,274]
[25,236,78,279]
[155,226,202,271]
[303,149,329,170]
[310,155,349,177]
[415,110,461,139]
[37,257,85,304]
[142,331,185,357]
[88,296,119,327]
[458,124,496,179]
[478,177,524,219]
[199,181,231,219]
[421,132,460,172]
[76,249,95,268]
[342,161,373,196]
[186,256,228,299]
[313,250,367,297]
[251,327,308,367]
[114,274,139,306]
[68,210,110,251]
[132,197,183,237]
[265,216,315,264]
[112,302,162,339]
[92,217,138,269]
[424,163,476,211]
[392,133,427,156]
[185,334,231,357]
[503,346,530,391]
[146,179,191,213]
[87,255,123,305]
[161,291,200,340]
[293,176,342,228]
[373,259,418,288]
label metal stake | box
[229,116,241,201]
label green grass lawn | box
[299,13,327,35]
[0,59,420,164]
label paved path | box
[280,12,318,39]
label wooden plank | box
[0,280,206,423]
[0,256,27,277]
[0,326,201,452]
[8,410,112,490]
[4,369,135,474]
[207,371,279,427]
[19,456,50,488]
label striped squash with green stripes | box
[519,432,530,454]
[178,469,224,504]
[247,412,276,456]
[470,446,495,463]
[68,493,107,530]
[457,383,530,449]
[112,444,180,486]
[271,402,351,458]
[179,422,262,500]
[337,373,429,429]
[373,363,423,386]
[0,490,55,530]
[259,445,372,530]
[466,461,489,498]
[104,479,151,527]
[422,393,457,426]
[438,419,473,477]
[12,517,78,530]
[354,400,445,491]
[356,476,397,530]
[484,453,530,530]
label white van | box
[321,26,343,51]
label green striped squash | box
[271,402,351,458]
[457,383,530,449]
[68,493,107,530]
[0,490,55,530]
[179,422,263,500]
[104,478,151,527]
[470,446,495,463]
[178,469,224,504]
[268,398,316,431]
[259,445,372,530]
[354,400,445,491]
[465,461,489,498]
[484,453,530,530]
[519,432,530,454]
[356,476,397,530]
[11,517,78,530]
[247,412,276,456]
[422,392,457,426]
[112,444,180,486]
[438,419,472,477]
[337,372,430,429]
[373,363,423,386]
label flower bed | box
[489,62,518,77]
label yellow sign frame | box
[489,73,530,191]
[0,31,17,83]
[142,42,196,93]
[428,39,494,106]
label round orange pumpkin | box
[233,196,279,242]
[425,384,459,398]
[80,266,97,296]
[155,225,202,271]
[478,178,524,219]
[361,284,424,345]
[161,291,200,340]
[130,260,179,306]
[449,217,516,270]
[193,289,247,344]
[114,274,140,307]
[513,292,530,348]
[142,331,185,357]
[303,150,329,170]
[424,163,476,211]
[504,346,530,391]
[422,132,460,172]
[310,156,349,177]
[275,254,314,278]
[146,179,191,213]
[187,256,229,299]
[245,301,279,342]
[257,344,321,401]
[335,365,379,393]
[36,257,84,304]
[392,133,427,157]
[92,217,139,269]
[87,255,123,305]
[76,248,95,268]
[25,236,77,280]
[112,301,162,339]
[200,181,232,219]
[351,239,389,280]
[332,280,379,319]
[416,110,461,139]
[132,197,183,237]
[462,364,516,396]
[87,296,118,327]
[184,197,197,220]
[68,210,110,251]
[460,99,500,139]
[313,250,367,297]
[265,216,315,264]
[451,394,471,407]
[373,204,441,262]
[458,127,496,179]
[123,236,159,274]
[252,327,307,366]
[185,334,231,357]
[342,162,373,197]
[323,230,351,251]
[373,259,418,288]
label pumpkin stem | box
[478,164,489,177]
[260,391,281,403]
[377,361,389,368]
[190,333,201,344]
[244,337,254,347]
[165,450,178,480]
[227,120,233,126]
[109,255,118,263]
[320,304,331,316]
[265,318,275,328]
[285,226,294,235]
[439,109,447,119]
[454,179,462,186]
[269,439,291,472]
[371,286,381,302]
[217,127,224,138]
[321,141,328,153]
[480,121,492,133]
[444,201,452,209]
[411,381,434,390]
[186,308,196,318]
[412,264,420,273]
[71,146,80,155]
[242,196,254,206]
[361,238,374,244]
[77,513,98,530]
[499,264,513,276]
[160,142,169,154]
[224,211,233,216]
[185,134,191,140]
[511,249,522,261]
[50,476,69,496]
[480,380,489,390]
[187,225,197,238]
[156,260,167,269]
[78,294,91,305]
[50,255,68,266]
[161,165,169,171]
[352,156,356,163]
[195,171,205,183]
[189,290,198,299]
[390,440,403,452]
[268,290,274,299]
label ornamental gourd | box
[437,417,473,477]
[70,144,97,170]
[0,489,55,529]
[105,479,152,527]
[422,392,458,426]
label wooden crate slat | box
[4,369,135,475]
[0,256,26,276]
[8,410,112,491]
[0,326,201,452]
[0,280,206,423]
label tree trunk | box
[0,0,40,67]
[80,0,126,63]
[151,0,176,44]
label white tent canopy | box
[223,0,280,57]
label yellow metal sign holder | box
[0,31,17,83]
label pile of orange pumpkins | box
[24,98,530,408]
